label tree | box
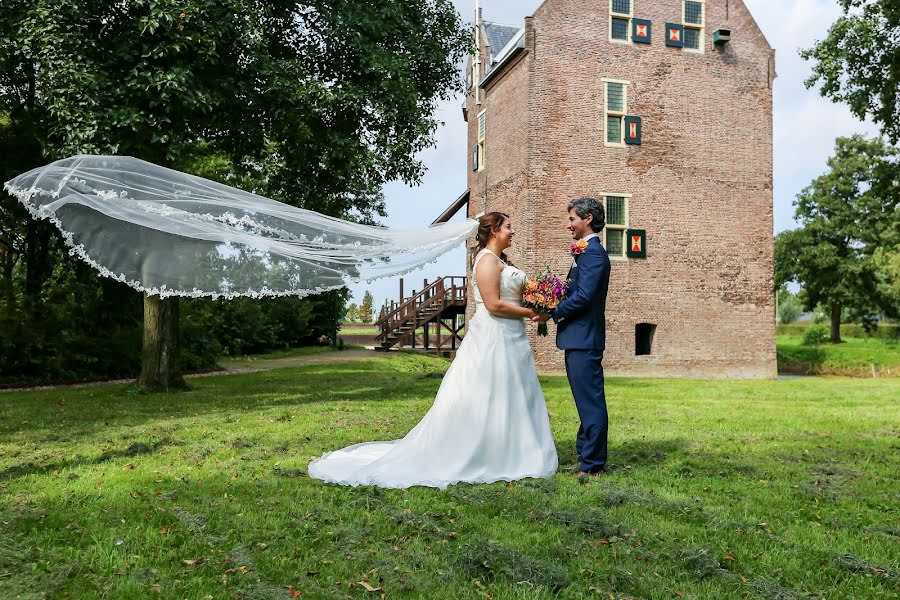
[359,291,375,324]
[344,303,360,324]
[775,135,900,342]
[4,0,469,390]
[802,0,900,143]
[776,287,803,324]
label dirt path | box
[217,349,383,372]
[1,349,386,393]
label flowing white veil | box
[4,155,476,299]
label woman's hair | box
[474,211,512,265]
[567,197,606,232]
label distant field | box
[339,325,379,336]
[776,324,899,376]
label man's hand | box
[531,312,551,323]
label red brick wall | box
[465,0,776,379]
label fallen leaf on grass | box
[181,558,204,567]
[122,463,135,471]
[357,581,383,593]
[287,587,301,597]
[306,570,319,577]
[225,567,250,575]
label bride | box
[308,212,559,488]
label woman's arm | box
[476,254,538,320]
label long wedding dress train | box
[308,250,558,489]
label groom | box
[535,197,611,476]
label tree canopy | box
[802,0,900,143]
[775,135,899,342]
[0,0,470,387]
[6,0,470,217]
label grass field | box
[0,353,897,599]
[776,334,899,376]
[339,327,380,336]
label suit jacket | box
[551,236,610,350]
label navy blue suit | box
[550,235,610,472]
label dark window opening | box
[635,323,656,356]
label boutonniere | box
[571,239,589,256]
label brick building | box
[460,0,777,378]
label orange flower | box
[571,239,589,256]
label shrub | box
[776,289,803,324]
[802,326,830,346]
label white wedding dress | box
[308,249,558,489]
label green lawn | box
[777,334,900,376]
[340,327,380,336]
[0,354,897,599]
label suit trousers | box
[564,349,608,472]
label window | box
[683,0,704,51]
[476,110,486,170]
[603,79,629,146]
[609,0,632,42]
[603,194,628,258]
[635,323,656,355]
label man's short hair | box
[567,197,605,232]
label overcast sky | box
[347,0,877,310]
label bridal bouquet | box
[522,268,569,336]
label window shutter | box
[472,145,479,171]
[626,229,646,258]
[632,19,651,44]
[624,116,642,144]
[665,23,684,47]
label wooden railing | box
[376,276,466,350]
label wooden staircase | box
[375,276,467,352]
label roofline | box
[733,0,774,51]
[481,20,520,30]
[479,28,526,88]
[431,189,470,225]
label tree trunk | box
[1,248,16,314]
[23,216,51,304]
[830,303,842,344]
[137,294,186,392]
